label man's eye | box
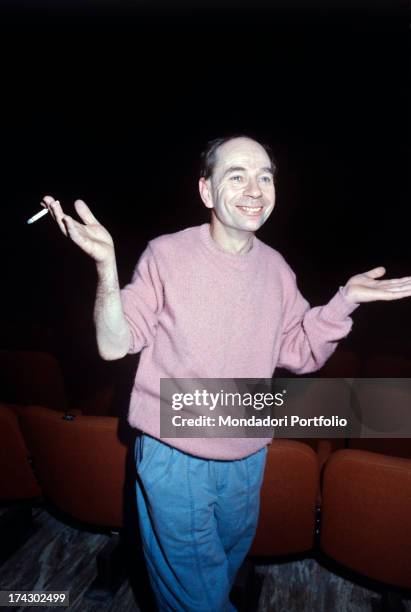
[230,175,243,182]
[260,176,272,183]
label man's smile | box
[236,205,264,216]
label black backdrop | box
[0,1,409,393]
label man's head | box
[199,135,276,237]
[200,135,276,181]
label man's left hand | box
[343,266,411,304]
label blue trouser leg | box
[214,449,266,590]
[135,434,267,612]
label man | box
[42,135,411,611]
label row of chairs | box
[1,349,411,597]
[1,401,411,593]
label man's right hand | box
[42,195,115,265]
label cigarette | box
[27,208,49,224]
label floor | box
[0,505,410,612]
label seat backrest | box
[321,448,411,589]
[18,406,128,529]
[250,439,319,556]
[0,403,42,500]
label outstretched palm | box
[344,267,411,303]
[42,195,114,264]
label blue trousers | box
[135,434,267,612]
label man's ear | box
[198,177,213,209]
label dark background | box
[0,1,409,397]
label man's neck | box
[209,219,254,254]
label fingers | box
[61,215,74,238]
[40,195,106,260]
[41,195,68,237]
[61,215,85,247]
[354,268,411,289]
[357,283,411,302]
[385,281,411,293]
[364,266,386,279]
[42,195,99,228]
[61,214,96,255]
[42,195,56,206]
[41,195,57,220]
[367,276,411,290]
[379,288,411,301]
[386,277,411,289]
[74,199,100,225]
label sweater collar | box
[199,223,260,267]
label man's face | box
[199,137,276,234]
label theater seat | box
[18,406,128,529]
[249,440,319,556]
[0,403,42,501]
[320,449,411,589]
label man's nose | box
[244,177,262,198]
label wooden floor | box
[0,505,410,612]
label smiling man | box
[42,134,411,612]
[199,137,276,253]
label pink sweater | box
[120,223,359,459]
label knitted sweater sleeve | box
[120,245,164,354]
[276,266,359,374]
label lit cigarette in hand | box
[26,208,49,224]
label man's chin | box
[236,216,268,232]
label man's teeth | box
[238,206,263,213]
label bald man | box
[42,135,411,611]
